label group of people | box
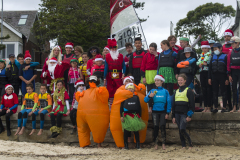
[0,28,239,150]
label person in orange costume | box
[76,75,109,148]
[110,76,148,148]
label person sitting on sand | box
[144,75,171,150]
[172,73,194,149]
[15,83,39,135]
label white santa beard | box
[48,63,57,75]
[110,50,119,60]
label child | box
[172,74,194,149]
[70,80,86,134]
[120,83,145,150]
[177,47,196,89]
[80,52,89,84]
[208,43,228,113]
[0,59,7,99]
[196,41,212,112]
[68,58,82,103]
[15,83,38,135]
[157,40,178,102]
[141,43,159,110]
[129,37,147,85]
[87,46,101,75]
[144,75,171,150]
[37,84,52,135]
[49,80,70,138]
[0,84,18,136]
[91,55,104,86]
[124,43,133,76]
[19,51,38,97]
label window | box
[18,15,28,25]
[1,44,15,58]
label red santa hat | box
[129,76,134,81]
[53,45,62,54]
[49,57,58,63]
[201,41,210,49]
[104,45,110,52]
[123,76,133,84]
[75,80,84,87]
[224,29,234,37]
[95,54,104,62]
[24,50,32,61]
[65,42,74,50]
[154,75,165,82]
[5,84,14,90]
[107,38,117,48]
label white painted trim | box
[0,19,22,38]
[2,42,22,57]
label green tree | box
[132,0,148,22]
[175,3,235,47]
[34,0,146,53]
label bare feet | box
[189,147,193,150]
[14,128,21,136]
[98,143,102,148]
[182,147,186,149]
[154,144,158,150]
[162,144,166,150]
[37,129,43,135]
[205,109,211,112]
[230,106,237,113]
[29,129,35,135]
[202,108,206,112]
[18,127,25,135]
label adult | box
[42,46,62,74]
[74,46,84,66]
[42,46,62,85]
[227,36,240,112]
[168,35,183,53]
[41,57,71,93]
[63,42,75,90]
[87,46,101,75]
[104,38,126,107]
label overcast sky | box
[3,0,237,51]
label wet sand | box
[0,140,240,160]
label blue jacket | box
[144,86,171,113]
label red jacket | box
[173,45,183,53]
[227,49,240,73]
[140,52,159,73]
[87,54,101,70]
[1,93,18,113]
[222,44,232,55]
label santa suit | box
[41,62,70,93]
[104,53,126,98]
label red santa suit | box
[1,92,18,114]
[104,39,126,98]
[41,57,70,93]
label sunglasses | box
[110,46,117,49]
[90,50,97,53]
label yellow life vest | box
[25,92,36,100]
[175,88,189,102]
[80,64,88,76]
[39,93,49,100]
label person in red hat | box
[102,46,110,61]
[19,50,38,96]
[42,46,62,76]
[222,29,234,54]
[70,80,86,134]
[62,42,75,90]
[196,41,212,112]
[87,46,101,75]
[91,55,105,86]
[104,38,126,108]
[0,84,18,136]
[41,57,71,94]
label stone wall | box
[1,110,240,146]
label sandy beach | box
[0,140,239,160]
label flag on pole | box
[110,0,148,56]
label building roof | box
[1,10,38,39]
[0,19,22,38]
[231,1,240,32]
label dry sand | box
[0,140,240,160]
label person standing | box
[74,46,84,66]
[208,43,228,113]
[227,36,240,112]
[124,43,133,76]
[129,37,147,85]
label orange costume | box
[110,83,148,147]
[76,82,110,147]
